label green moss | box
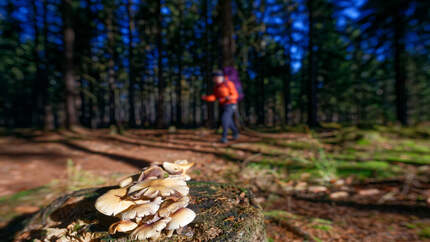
[264,210,298,220]
[313,224,332,231]
[419,227,430,238]
[311,218,332,225]
[337,161,390,170]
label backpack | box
[223,66,244,102]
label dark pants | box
[221,104,239,140]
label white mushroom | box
[165,208,196,237]
[159,196,190,218]
[138,166,165,182]
[127,178,156,195]
[144,177,189,197]
[121,197,163,220]
[95,188,135,216]
[119,173,140,188]
[163,161,194,176]
[108,220,138,234]
[131,217,172,240]
[95,161,196,238]
[128,176,189,197]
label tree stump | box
[15,181,266,241]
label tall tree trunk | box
[203,0,214,128]
[42,0,54,130]
[156,0,165,128]
[139,77,146,127]
[257,55,265,125]
[63,0,78,129]
[176,0,183,127]
[220,0,235,68]
[106,6,117,127]
[79,79,87,125]
[32,0,42,127]
[284,15,292,125]
[127,0,136,127]
[394,12,407,125]
[306,0,318,127]
[193,81,198,128]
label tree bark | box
[176,0,183,127]
[257,55,265,125]
[127,0,136,128]
[306,0,318,127]
[203,0,214,128]
[156,0,165,128]
[106,6,117,127]
[220,0,235,68]
[284,12,292,125]
[32,0,42,127]
[42,0,54,130]
[394,11,407,125]
[63,0,78,129]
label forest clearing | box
[1,126,429,241]
[1,0,430,240]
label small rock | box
[358,188,380,196]
[14,205,39,214]
[334,179,345,186]
[294,182,308,191]
[308,186,328,193]
[330,191,348,200]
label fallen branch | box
[265,212,315,242]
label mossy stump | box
[16,181,266,241]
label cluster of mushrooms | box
[95,160,196,241]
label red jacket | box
[202,79,238,105]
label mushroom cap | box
[168,174,191,181]
[138,166,165,182]
[127,177,157,194]
[118,174,139,188]
[166,208,196,230]
[121,197,163,220]
[159,196,190,218]
[95,188,135,216]
[128,176,189,198]
[174,160,189,165]
[108,220,138,234]
[131,217,172,240]
[135,199,151,205]
[163,161,194,175]
[144,177,189,197]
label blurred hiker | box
[223,66,244,129]
[202,70,239,143]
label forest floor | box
[0,125,430,241]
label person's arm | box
[227,81,239,100]
[202,94,216,102]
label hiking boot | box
[220,138,228,144]
[232,133,239,141]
